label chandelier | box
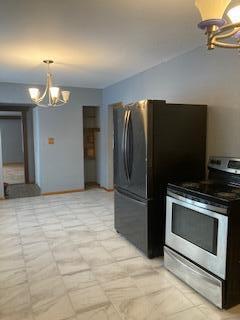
[196,0,240,50]
[28,60,70,108]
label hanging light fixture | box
[195,0,240,49]
[28,60,70,108]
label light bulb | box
[195,0,231,21]
[62,91,70,103]
[228,5,240,23]
[29,88,40,101]
[50,87,60,99]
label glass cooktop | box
[169,180,240,202]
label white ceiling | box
[0,0,204,89]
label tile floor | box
[1,189,240,320]
[3,163,25,184]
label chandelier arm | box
[48,72,53,106]
[34,103,51,108]
[207,23,240,49]
[34,100,67,108]
[53,103,67,107]
[211,29,239,41]
[211,39,240,48]
[35,72,51,103]
[53,100,66,107]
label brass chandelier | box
[196,0,240,50]
[29,60,70,108]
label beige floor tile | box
[0,268,27,289]
[26,252,58,281]
[113,294,156,320]
[69,230,95,244]
[23,241,51,263]
[0,254,25,272]
[92,262,127,283]
[118,256,155,277]
[102,276,142,308]
[184,291,210,306]
[0,244,22,257]
[0,235,21,248]
[69,284,109,313]
[33,294,75,320]
[0,309,34,320]
[132,270,172,295]
[167,307,208,320]
[198,302,240,320]
[63,270,98,291]
[52,243,81,262]
[79,246,115,267]
[42,223,63,232]
[76,303,121,320]
[30,276,75,320]
[20,227,46,245]
[93,230,119,241]
[147,286,194,318]
[109,245,140,262]
[57,258,90,276]
[0,284,31,315]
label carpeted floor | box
[5,183,41,199]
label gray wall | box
[0,132,4,198]
[0,82,102,193]
[35,87,102,193]
[0,118,24,163]
[102,46,240,188]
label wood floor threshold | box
[3,162,24,166]
[42,187,114,196]
[101,187,114,192]
[42,189,85,196]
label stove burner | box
[215,192,237,200]
[182,182,200,189]
[232,188,240,194]
[200,180,214,185]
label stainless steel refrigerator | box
[113,100,207,258]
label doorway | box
[0,112,25,185]
[83,106,100,189]
[0,104,39,199]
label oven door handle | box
[166,248,221,286]
[167,191,228,215]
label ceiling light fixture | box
[195,0,240,50]
[28,60,70,108]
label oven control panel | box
[209,156,240,175]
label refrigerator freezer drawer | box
[114,190,150,257]
[164,246,223,308]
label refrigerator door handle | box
[125,110,131,182]
[122,110,129,182]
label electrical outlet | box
[48,137,55,145]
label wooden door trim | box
[21,111,29,183]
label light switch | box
[48,137,55,145]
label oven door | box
[165,194,228,279]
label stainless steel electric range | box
[164,156,240,309]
